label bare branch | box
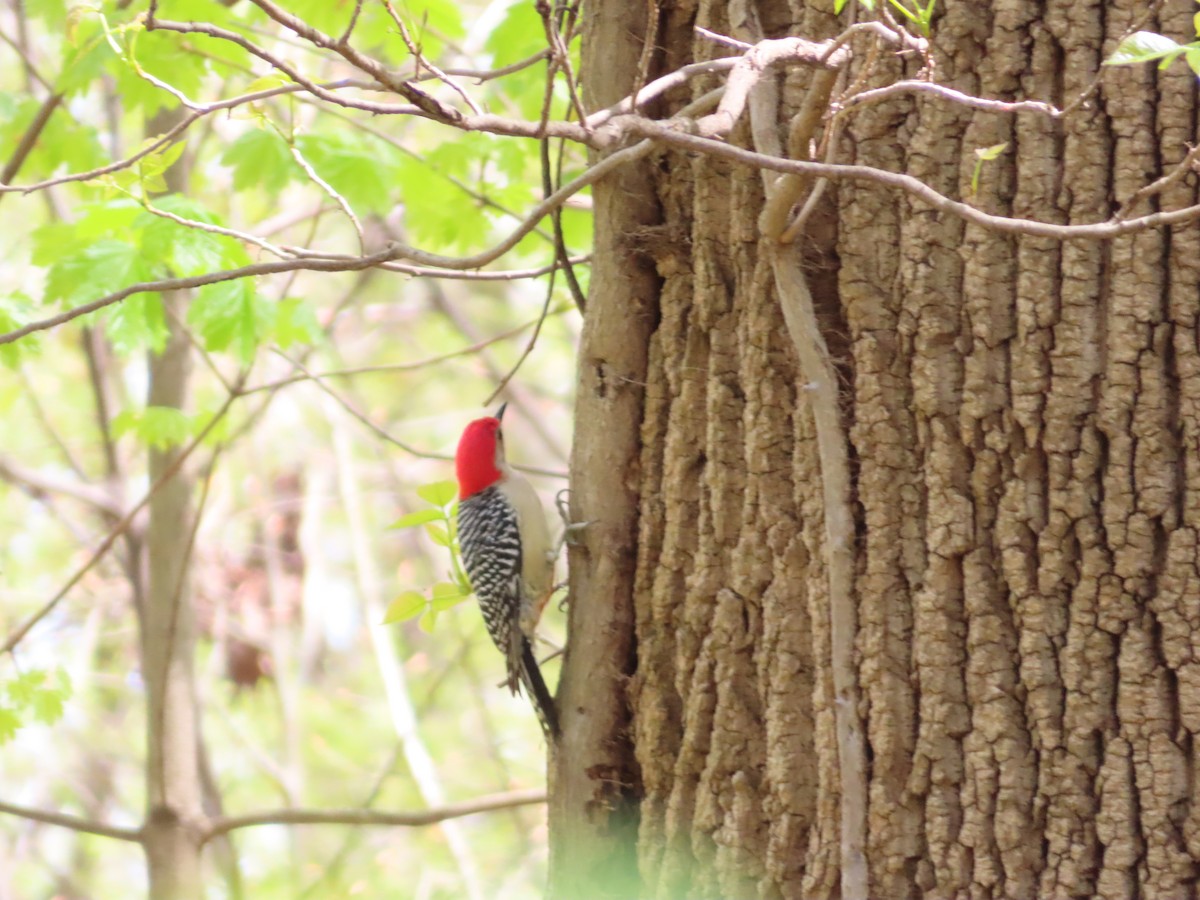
[0,391,239,655]
[141,198,294,260]
[0,80,368,195]
[620,118,1200,239]
[1115,142,1200,220]
[287,141,366,253]
[585,58,739,128]
[441,51,551,83]
[384,1,482,115]
[0,800,142,843]
[839,80,1062,118]
[242,309,567,395]
[0,92,63,202]
[0,457,122,516]
[0,137,642,348]
[241,0,462,121]
[0,250,395,348]
[378,255,591,280]
[203,790,546,843]
[695,38,850,139]
[0,25,52,91]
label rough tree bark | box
[558,0,1200,898]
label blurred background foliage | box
[0,0,584,895]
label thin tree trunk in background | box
[140,111,205,900]
[141,293,203,900]
[565,0,1200,897]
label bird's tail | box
[518,639,560,740]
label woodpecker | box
[455,403,559,738]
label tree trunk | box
[559,0,1200,898]
[141,295,204,900]
[141,112,206,900]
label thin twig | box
[0,800,142,843]
[204,789,546,843]
[243,311,566,395]
[0,141,648,347]
[384,1,482,115]
[0,457,121,516]
[0,79,368,195]
[838,80,1061,117]
[0,92,63,202]
[0,391,239,655]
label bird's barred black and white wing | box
[458,486,559,736]
[458,485,523,681]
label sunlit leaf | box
[106,293,168,355]
[222,128,297,195]
[425,523,451,546]
[44,239,149,308]
[1107,31,1182,65]
[0,707,19,744]
[970,142,1009,194]
[416,480,458,507]
[295,131,402,215]
[430,582,470,611]
[389,509,444,529]
[113,406,193,449]
[272,298,323,349]
[383,590,427,624]
[418,608,440,633]
[114,30,209,115]
[189,280,273,363]
[138,195,250,276]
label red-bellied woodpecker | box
[455,403,559,738]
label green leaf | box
[0,294,40,367]
[106,293,168,355]
[1188,47,1200,77]
[0,706,19,744]
[44,239,145,308]
[974,142,1008,162]
[425,523,451,547]
[222,128,296,196]
[1107,31,1181,65]
[114,30,209,115]
[295,131,402,215]
[243,72,292,95]
[416,480,458,507]
[31,200,141,265]
[389,509,445,530]
[383,590,427,624]
[25,0,68,22]
[0,95,105,181]
[41,237,166,351]
[191,407,233,446]
[5,669,71,727]
[272,299,323,349]
[113,406,193,449]
[57,16,114,96]
[970,142,1008,194]
[418,608,440,633]
[429,582,470,612]
[189,280,272,363]
[138,195,250,276]
[31,671,71,724]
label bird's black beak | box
[495,402,508,422]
